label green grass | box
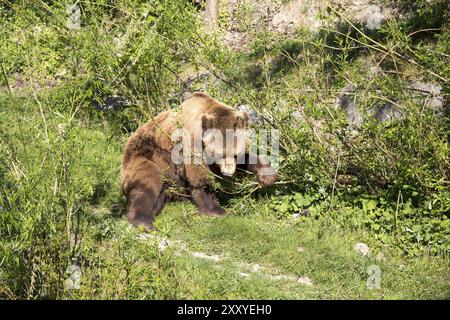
[147,203,450,299]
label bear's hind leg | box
[127,187,168,231]
[127,187,159,231]
[124,159,167,231]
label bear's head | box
[201,109,249,177]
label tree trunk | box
[205,0,219,27]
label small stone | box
[297,246,305,252]
[374,102,403,122]
[376,252,386,261]
[157,240,170,251]
[138,233,173,251]
[57,124,67,135]
[251,264,262,273]
[270,274,294,281]
[180,91,193,102]
[290,111,303,128]
[293,209,309,218]
[335,84,362,128]
[365,5,384,30]
[191,251,221,262]
[94,95,130,112]
[297,276,313,286]
[354,242,371,256]
[367,65,383,79]
[290,111,302,119]
[138,233,153,240]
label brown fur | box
[121,92,276,231]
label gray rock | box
[354,242,371,256]
[184,71,212,88]
[293,209,309,218]
[180,91,193,102]
[297,276,314,286]
[336,84,362,128]
[364,5,384,30]
[409,81,444,112]
[290,111,303,128]
[367,65,383,80]
[238,272,250,277]
[237,104,264,125]
[290,111,302,120]
[94,95,130,112]
[376,252,386,261]
[251,264,262,273]
[374,102,403,122]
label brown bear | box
[121,92,277,231]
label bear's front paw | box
[257,167,277,187]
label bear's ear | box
[201,114,214,131]
[236,111,249,129]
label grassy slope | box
[151,203,450,299]
[1,90,449,299]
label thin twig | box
[0,60,13,100]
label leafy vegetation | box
[0,0,449,299]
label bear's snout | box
[220,162,236,176]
